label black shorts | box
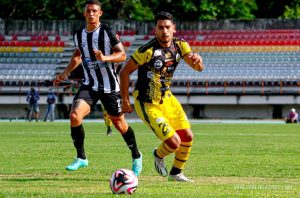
[73,85,122,116]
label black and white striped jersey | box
[74,23,120,93]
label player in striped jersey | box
[120,11,204,182]
[54,0,142,176]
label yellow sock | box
[156,142,177,158]
[103,111,112,127]
[173,141,192,170]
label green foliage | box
[199,0,257,20]
[123,0,154,21]
[281,0,300,19]
[0,122,299,197]
[0,0,299,20]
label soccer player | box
[120,11,204,182]
[54,0,142,176]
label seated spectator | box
[286,108,298,123]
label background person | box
[44,89,56,122]
[120,11,204,182]
[54,0,142,176]
[286,108,298,123]
[26,87,40,122]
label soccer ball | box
[109,168,138,195]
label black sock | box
[122,126,140,159]
[71,124,86,159]
[170,167,182,175]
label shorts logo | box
[156,118,170,137]
[156,118,165,123]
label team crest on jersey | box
[154,60,163,69]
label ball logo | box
[154,60,163,69]
[110,168,138,195]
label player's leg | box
[66,86,92,171]
[167,93,194,182]
[101,92,142,176]
[134,99,179,177]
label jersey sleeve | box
[73,33,79,49]
[177,39,192,58]
[104,24,120,47]
[131,47,152,65]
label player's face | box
[84,4,102,25]
[155,19,176,47]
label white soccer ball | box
[109,168,138,195]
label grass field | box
[0,121,299,197]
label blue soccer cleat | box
[132,152,142,176]
[66,158,88,171]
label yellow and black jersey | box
[132,37,191,105]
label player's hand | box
[188,53,204,71]
[122,100,133,113]
[53,72,68,86]
[93,49,106,62]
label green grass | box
[0,122,299,197]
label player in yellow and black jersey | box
[120,11,204,182]
[132,36,191,105]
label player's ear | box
[173,24,176,34]
[99,10,103,17]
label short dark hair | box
[155,11,173,24]
[85,0,101,8]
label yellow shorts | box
[134,90,190,141]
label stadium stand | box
[1,28,299,96]
[0,19,300,119]
[167,29,300,95]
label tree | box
[281,0,300,19]
[255,0,294,18]
[198,0,257,20]
[0,0,299,20]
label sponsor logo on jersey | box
[154,49,163,57]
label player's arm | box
[54,48,82,86]
[120,58,139,113]
[183,52,204,71]
[93,42,126,63]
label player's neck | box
[157,38,172,48]
[86,22,101,32]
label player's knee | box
[185,130,194,142]
[177,129,193,142]
[110,114,128,134]
[165,134,181,150]
[70,112,81,126]
[115,123,128,134]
